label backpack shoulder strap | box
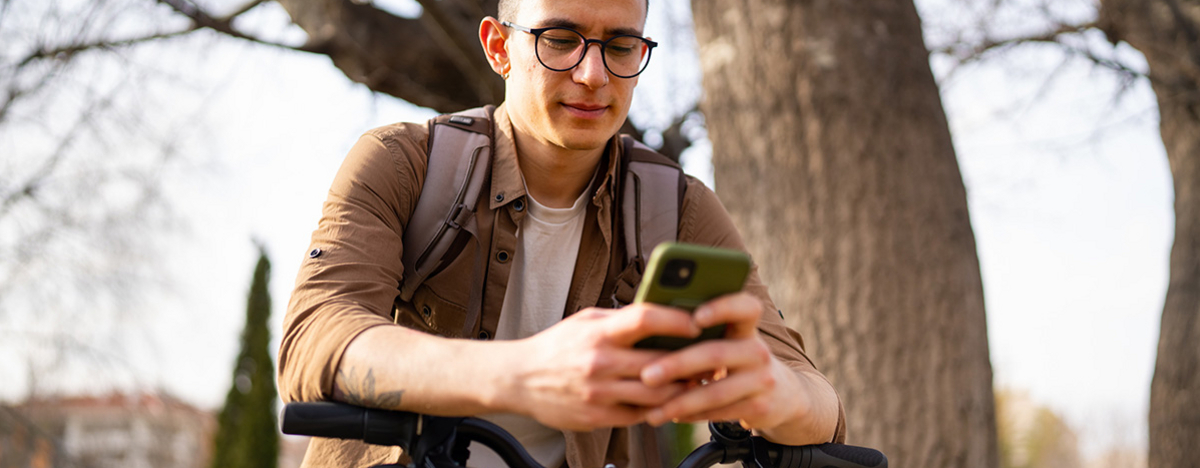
[620,135,686,271]
[398,105,495,302]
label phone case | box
[633,242,751,350]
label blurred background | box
[0,0,1187,467]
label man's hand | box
[497,303,703,432]
[637,292,839,445]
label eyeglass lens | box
[535,28,651,78]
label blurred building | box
[6,393,215,468]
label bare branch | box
[0,88,118,221]
[154,0,320,54]
[0,0,13,30]
[1161,0,1200,45]
[1065,45,1148,81]
[1159,0,1200,71]
[929,16,1161,92]
[274,0,503,111]
[15,30,195,70]
[413,0,498,99]
[220,0,269,22]
[933,21,1097,65]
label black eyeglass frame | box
[501,21,658,78]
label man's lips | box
[562,102,609,117]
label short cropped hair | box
[497,0,648,23]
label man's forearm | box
[755,361,841,445]
[333,325,514,415]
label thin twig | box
[220,0,269,22]
[16,30,194,69]
[1065,44,1148,81]
[933,21,1097,64]
[0,80,121,220]
[155,0,320,53]
[933,20,1107,84]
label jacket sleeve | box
[677,176,847,443]
[277,123,429,403]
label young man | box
[279,0,844,466]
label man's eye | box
[606,38,641,57]
[541,36,580,50]
[606,45,636,57]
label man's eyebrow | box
[537,17,644,37]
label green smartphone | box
[632,242,752,350]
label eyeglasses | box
[502,21,658,78]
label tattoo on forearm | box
[335,367,406,409]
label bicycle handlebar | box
[282,401,420,449]
[280,402,887,468]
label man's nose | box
[572,43,609,89]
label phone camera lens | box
[660,259,697,288]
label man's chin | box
[556,134,615,152]
[552,127,621,152]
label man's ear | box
[479,17,510,78]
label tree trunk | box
[690,1,997,467]
[1098,1,1200,466]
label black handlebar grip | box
[776,443,887,468]
[281,402,419,449]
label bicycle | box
[281,402,888,468]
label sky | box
[1,0,1172,458]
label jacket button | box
[495,193,505,202]
[478,330,491,340]
[513,199,525,212]
[308,248,322,258]
[421,305,431,319]
[496,250,510,263]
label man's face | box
[503,0,647,153]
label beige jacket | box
[279,104,846,467]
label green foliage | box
[667,422,696,467]
[209,248,279,468]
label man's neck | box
[512,133,606,209]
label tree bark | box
[1098,1,1200,466]
[690,1,997,467]
[274,0,503,112]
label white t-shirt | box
[469,187,590,468]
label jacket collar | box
[490,104,623,246]
[489,104,527,211]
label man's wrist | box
[472,338,526,415]
[754,360,839,445]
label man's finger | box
[641,339,770,387]
[585,347,672,378]
[645,369,771,426]
[588,380,688,407]
[603,303,702,347]
[693,292,763,339]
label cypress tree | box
[210,246,279,468]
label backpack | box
[397,106,685,337]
